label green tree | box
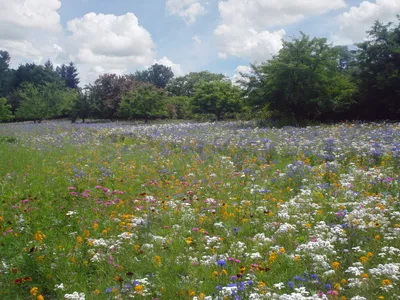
[243,33,356,121]
[191,81,242,121]
[165,96,191,119]
[166,71,227,97]
[118,83,167,122]
[353,17,400,119]
[16,83,51,123]
[57,62,80,89]
[12,63,61,90]
[15,82,77,122]
[70,89,95,123]
[0,50,12,97]
[134,64,174,88]
[0,97,13,122]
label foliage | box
[352,17,400,120]
[165,96,192,119]
[70,90,96,123]
[167,71,228,97]
[12,63,62,90]
[15,82,78,122]
[0,50,13,97]
[242,34,356,121]
[0,97,13,122]
[118,83,167,122]
[56,62,80,89]
[89,74,137,120]
[134,64,174,88]
[191,80,242,121]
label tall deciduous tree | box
[242,33,356,121]
[191,81,242,121]
[353,17,400,120]
[134,64,174,88]
[166,71,227,97]
[118,83,167,122]
[90,74,137,120]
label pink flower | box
[68,186,75,191]
[192,228,199,232]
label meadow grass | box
[0,121,399,300]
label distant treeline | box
[0,17,399,125]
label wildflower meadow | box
[0,121,399,300]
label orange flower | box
[331,261,340,270]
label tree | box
[352,17,400,120]
[90,74,137,120]
[242,33,356,121]
[191,81,242,121]
[70,89,95,123]
[166,71,227,97]
[118,83,167,122]
[0,50,12,97]
[0,97,13,122]
[12,63,61,90]
[57,62,80,89]
[15,82,77,122]
[16,83,51,123]
[134,64,174,88]
[44,59,54,72]
[165,96,191,119]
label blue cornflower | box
[105,288,112,293]
[325,283,332,290]
[217,259,226,267]
[288,281,294,289]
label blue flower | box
[288,281,294,289]
[217,259,226,267]
[325,283,332,290]
[106,288,112,293]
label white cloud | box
[0,0,64,67]
[232,65,252,84]
[0,0,62,32]
[336,0,400,44]
[67,12,155,84]
[215,26,285,61]
[166,0,206,24]
[215,0,346,61]
[153,56,184,76]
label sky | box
[0,0,399,86]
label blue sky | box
[1,0,399,85]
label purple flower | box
[288,281,294,289]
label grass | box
[0,121,399,299]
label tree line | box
[0,17,399,124]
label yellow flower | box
[30,287,38,297]
[93,289,100,295]
[382,279,391,287]
[375,235,381,240]
[294,255,300,262]
[185,237,193,245]
[367,252,373,257]
[37,295,44,300]
[212,271,219,277]
[378,296,384,299]
[34,230,46,243]
[135,285,144,293]
[76,236,83,244]
[154,255,161,265]
[361,273,369,279]
[199,292,205,299]
[279,247,285,254]
[331,261,340,270]
[360,256,368,264]
[221,269,228,276]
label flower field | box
[0,121,399,300]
